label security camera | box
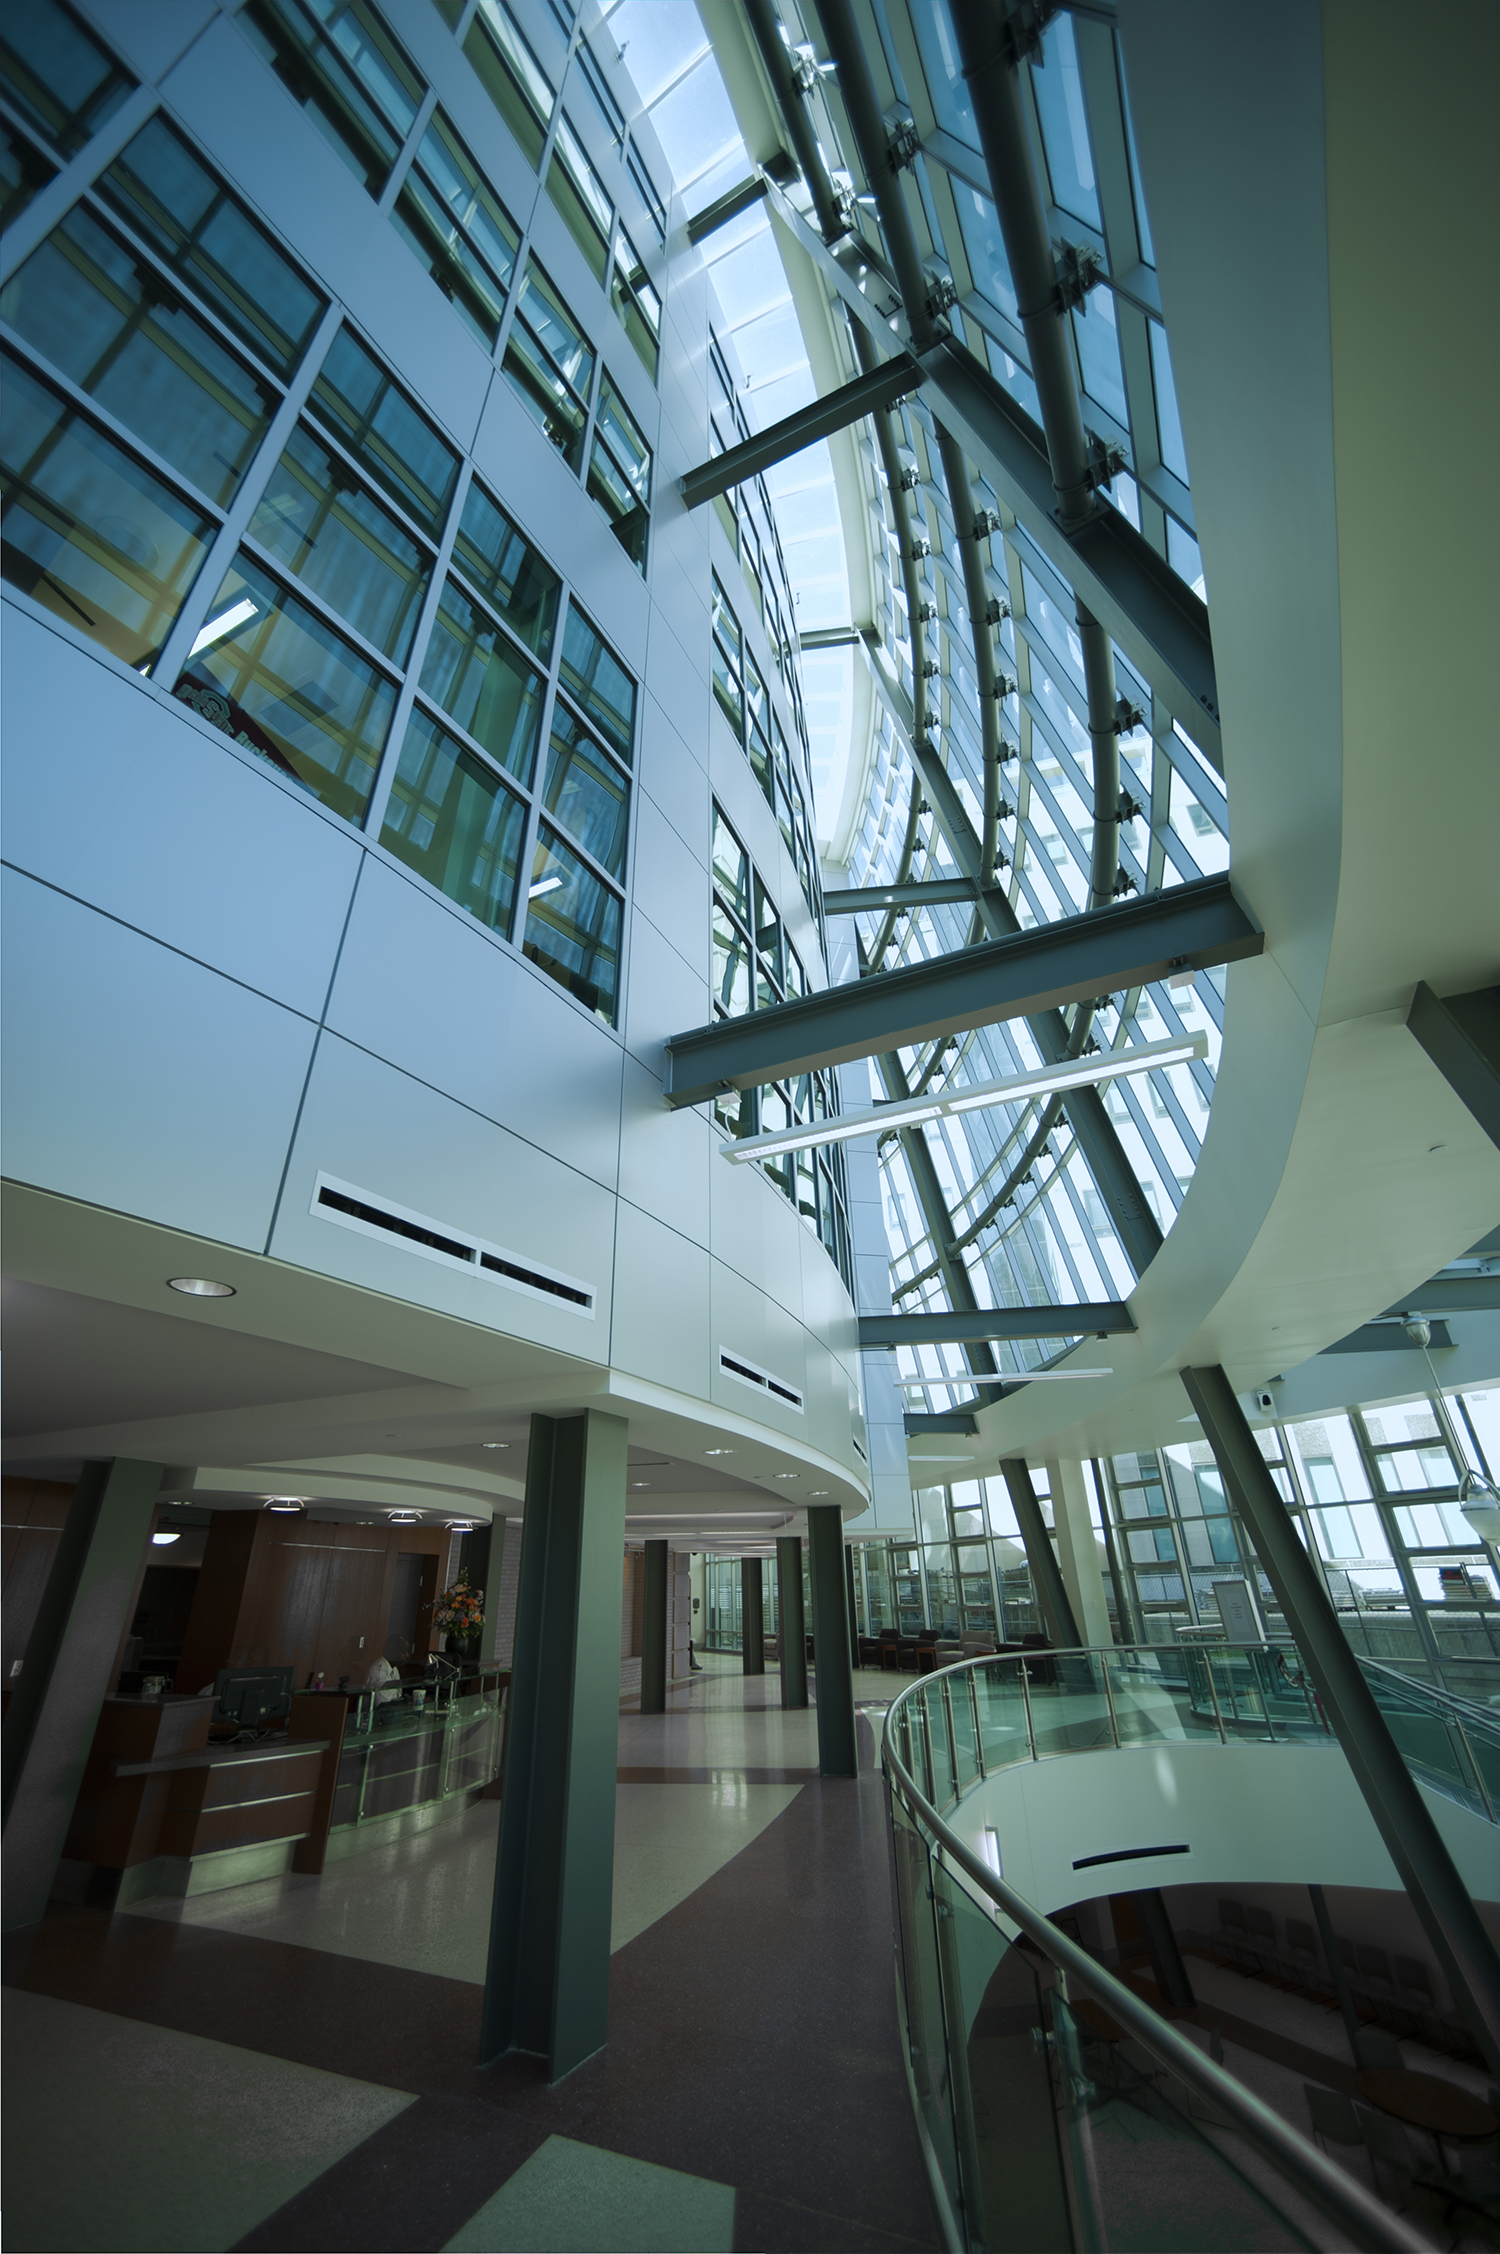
[1255,1389,1276,1413]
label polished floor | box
[3,1660,934,2253]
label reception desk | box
[60,1674,507,1906]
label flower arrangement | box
[433,1569,484,1647]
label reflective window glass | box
[1,207,276,505]
[418,577,544,783]
[503,258,593,467]
[711,806,749,921]
[1149,319,1189,483]
[452,480,558,659]
[587,375,650,568]
[310,326,460,536]
[523,823,621,1024]
[379,706,526,934]
[559,603,634,763]
[1030,16,1100,228]
[610,227,660,380]
[1,360,214,670]
[392,109,519,349]
[99,117,327,381]
[240,0,422,196]
[249,424,431,662]
[173,552,393,821]
[463,0,553,170]
[546,112,613,283]
[712,897,750,1017]
[542,706,628,879]
[1072,285,1127,425]
[0,0,133,158]
[0,121,58,233]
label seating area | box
[857,1629,1036,1676]
[1185,1897,1483,2063]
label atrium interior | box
[1,0,1497,2250]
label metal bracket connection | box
[1112,868,1139,896]
[1085,431,1129,494]
[1113,695,1145,734]
[917,599,938,622]
[972,506,1002,540]
[921,658,941,680]
[984,595,1010,624]
[910,535,931,560]
[887,115,921,173]
[1114,790,1144,824]
[925,272,958,324]
[1055,239,1106,314]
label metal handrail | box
[881,1661,1429,2254]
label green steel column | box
[844,1545,861,1657]
[2,1457,163,1930]
[640,1540,668,1714]
[1132,1887,1197,2011]
[741,1556,765,1675]
[481,1410,627,2079]
[1183,1364,1500,2076]
[777,1536,807,1708]
[808,1505,857,1776]
[1001,1458,1082,1647]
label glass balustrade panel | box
[974,1658,1034,1773]
[1026,1650,1115,1758]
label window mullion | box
[361,458,474,839]
[377,86,439,219]
[0,82,159,285]
[151,301,346,688]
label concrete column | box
[481,1410,627,2079]
[807,1506,857,1775]
[741,1556,765,1674]
[640,1539,668,1713]
[777,1536,807,1708]
[1000,1458,1081,1647]
[1046,1458,1113,1647]
[2,1458,163,1930]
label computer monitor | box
[213,1666,294,1733]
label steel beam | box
[686,173,767,245]
[663,875,1261,1108]
[1407,982,1500,1151]
[861,1303,1134,1348]
[678,355,923,508]
[904,1411,979,1436]
[1000,1458,1082,1648]
[1383,1274,1500,1317]
[1181,1365,1500,2077]
[823,878,987,916]
[777,1536,807,1709]
[1320,1320,1455,1355]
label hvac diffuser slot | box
[719,1348,804,1413]
[316,1185,473,1262]
[312,1173,595,1316]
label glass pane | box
[0,120,59,233]
[452,481,558,659]
[464,0,553,171]
[173,552,392,821]
[542,706,628,878]
[522,824,622,1025]
[1,208,276,505]
[587,434,648,566]
[379,706,525,935]
[393,161,512,348]
[1149,319,1189,483]
[1,362,214,670]
[559,603,635,763]
[239,0,421,196]
[546,113,612,281]
[310,325,459,538]
[411,110,519,290]
[99,117,327,381]
[711,898,750,1017]
[610,228,660,380]
[249,424,430,663]
[710,806,749,922]
[1072,285,1127,424]
[1030,16,1100,227]
[418,578,544,782]
[0,0,133,158]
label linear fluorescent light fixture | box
[719,1033,1207,1164]
[528,875,563,899]
[188,596,258,656]
[901,1371,1111,1389]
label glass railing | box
[886,1642,1500,1827]
[881,1657,1431,2254]
[330,1683,504,1831]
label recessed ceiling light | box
[168,1276,235,1298]
[773,1472,798,1480]
[704,1448,734,1456]
[481,1442,509,1450]
[444,1517,478,1531]
[151,1529,181,1545]
[810,1490,830,1496]
[630,1481,651,1489]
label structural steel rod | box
[1182,1364,1500,2076]
[823,878,990,915]
[860,1303,1134,1347]
[679,355,923,507]
[663,875,1261,1106]
[1000,1457,1082,1649]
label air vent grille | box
[719,1348,803,1413]
[312,1173,594,1316]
